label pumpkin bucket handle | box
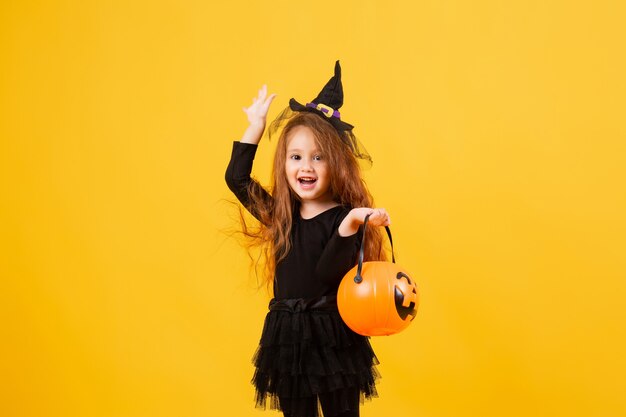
[354,214,395,283]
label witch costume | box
[225,61,380,417]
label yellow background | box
[2,1,625,416]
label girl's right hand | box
[243,84,277,127]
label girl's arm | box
[338,207,391,237]
[224,86,276,222]
[315,208,391,284]
[239,123,265,145]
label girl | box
[225,62,391,417]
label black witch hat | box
[288,60,354,133]
[268,60,372,165]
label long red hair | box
[238,112,386,293]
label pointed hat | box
[288,60,354,132]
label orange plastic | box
[337,261,419,336]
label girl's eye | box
[314,155,322,161]
[290,155,301,160]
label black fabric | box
[318,387,360,417]
[275,204,362,298]
[225,141,380,417]
[252,296,378,417]
[224,140,273,224]
[288,60,355,133]
[225,141,364,299]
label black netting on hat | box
[267,105,373,169]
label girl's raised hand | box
[243,85,277,127]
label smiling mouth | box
[297,177,317,189]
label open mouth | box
[297,177,317,189]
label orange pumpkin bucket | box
[338,214,419,336]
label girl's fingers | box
[264,93,277,108]
[248,86,274,112]
[365,208,390,226]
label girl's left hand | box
[354,207,391,227]
[339,207,391,237]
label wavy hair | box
[238,112,387,293]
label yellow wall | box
[2,1,625,416]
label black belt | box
[268,295,338,313]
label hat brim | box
[289,98,354,132]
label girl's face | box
[284,125,333,205]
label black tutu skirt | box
[251,295,380,417]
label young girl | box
[225,62,391,417]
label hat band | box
[306,102,341,119]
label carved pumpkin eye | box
[394,272,418,321]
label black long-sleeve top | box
[225,141,363,299]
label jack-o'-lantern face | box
[338,261,420,336]
[394,272,418,321]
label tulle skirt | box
[251,295,380,417]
